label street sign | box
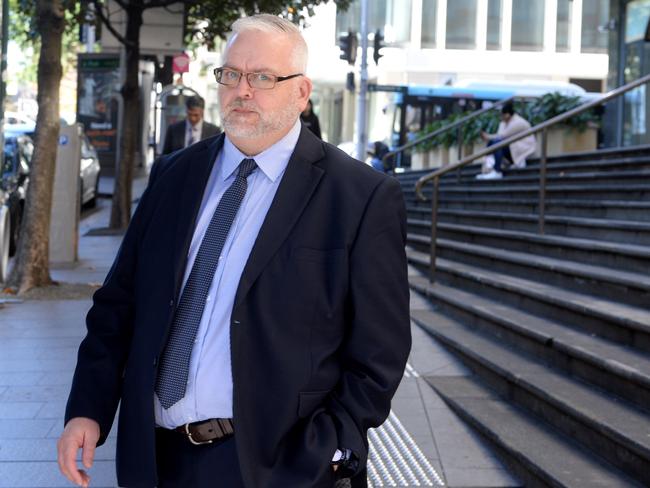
[172,53,190,74]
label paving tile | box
[0,419,57,438]
[35,401,67,420]
[0,386,71,403]
[444,466,520,487]
[0,360,76,373]
[0,460,117,487]
[0,403,45,420]
[0,438,116,462]
[0,373,44,387]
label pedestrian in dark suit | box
[161,95,221,155]
[301,98,322,139]
[58,13,410,488]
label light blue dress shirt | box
[154,119,302,428]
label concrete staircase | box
[396,145,650,487]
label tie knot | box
[238,158,257,179]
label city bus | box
[367,79,595,156]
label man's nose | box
[234,75,254,99]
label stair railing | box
[383,96,518,172]
[411,72,650,282]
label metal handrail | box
[413,71,650,282]
[382,96,518,169]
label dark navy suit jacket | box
[161,119,221,155]
[65,126,411,487]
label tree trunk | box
[109,1,143,230]
[6,0,64,293]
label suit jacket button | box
[233,320,240,325]
[153,357,158,367]
[169,300,174,307]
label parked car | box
[4,124,101,211]
[2,132,32,255]
[79,133,101,208]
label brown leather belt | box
[173,418,234,445]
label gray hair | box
[228,14,308,73]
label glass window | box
[336,0,411,45]
[421,0,437,48]
[487,0,502,50]
[556,0,572,52]
[446,0,478,49]
[511,0,544,51]
[625,0,650,43]
[581,0,609,53]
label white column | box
[544,0,558,52]
[570,0,583,53]
[501,0,512,51]
[477,0,488,50]
[412,0,423,49]
[436,0,447,49]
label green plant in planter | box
[413,119,446,152]
[520,93,599,132]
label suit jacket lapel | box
[234,127,325,309]
[172,134,224,297]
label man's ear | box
[298,77,313,112]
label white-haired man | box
[58,14,410,488]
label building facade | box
[303,0,611,146]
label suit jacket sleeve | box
[162,123,175,155]
[327,175,411,473]
[64,185,153,444]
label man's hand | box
[480,130,490,142]
[57,417,100,487]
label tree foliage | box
[11,0,85,80]
[186,0,353,49]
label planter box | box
[411,147,451,170]
[448,144,476,166]
[536,126,598,157]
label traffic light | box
[373,29,384,65]
[339,30,358,66]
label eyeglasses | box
[214,67,303,90]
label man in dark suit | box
[58,14,410,488]
[161,95,220,155]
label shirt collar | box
[187,119,202,133]
[220,119,301,182]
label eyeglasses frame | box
[213,67,303,90]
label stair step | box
[408,250,650,338]
[407,209,650,245]
[425,375,642,487]
[406,199,650,222]
[407,231,650,309]
[408,272,650,405]
[412,309,650,484]
[407,183,650,201]
[409,222,650,274]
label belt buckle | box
[184,423,213,445]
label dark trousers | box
[155,428,246,488]
[487,138,513,173]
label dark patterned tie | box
[188,127,195,146]
[155,158,258,409]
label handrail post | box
[456,125,463,163]
[538,128,548,235]
[429,176,439,283]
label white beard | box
[220,93,301,139]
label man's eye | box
[256,73,272,82]
[224,70,240,80]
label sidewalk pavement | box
[0,175,517,487]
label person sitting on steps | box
[477,102,536,180]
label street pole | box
[355,0,369,162]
